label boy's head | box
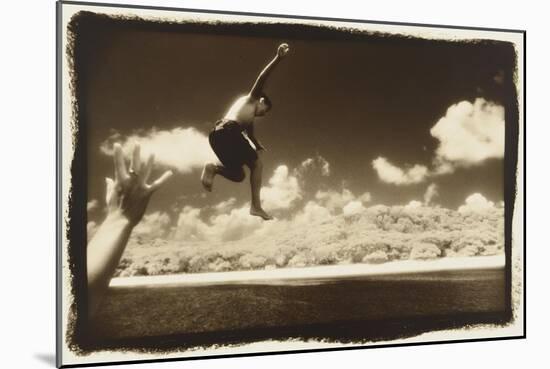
[255,94,272,116]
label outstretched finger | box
[113,143,128,181]
[130,143,141,173]
[140,154,155,185]
[148,170,173,192]
[105,177,115,204]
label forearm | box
[250,55,281,96]
[250,136,265,151]
[87,210,134,316]
[262,55,281,77]
[244,126,265,151]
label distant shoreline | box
[110,254,504,288]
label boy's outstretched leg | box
[248,156,273,220]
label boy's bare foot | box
[250,207,273,220]
[201,163,216,192]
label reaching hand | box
[105,143,173,226]
[277,43,290,58]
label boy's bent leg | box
[219,165,246,182]
[248,156,273,220]
[201,162,246,191]
[201,163,217,192]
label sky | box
[73,12,517,237]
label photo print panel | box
[57,1,525,367]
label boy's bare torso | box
[224,95,256,125]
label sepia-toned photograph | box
[57,1,525,367]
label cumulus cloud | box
[173,204,264,242]
[100,127,217,173]
[167,165,307,242]
[316,188,353,210]
[315,188,371,213]
[423,183,439,205]
[295,155,331,177]
[213,197,237,213]
[208,206,265,242]
[173,206,211,241]
[262,165,302,210]
[171,186,372,243]
[372,157,429,185]
[431,98,505,167]
[118,161,374,244]
[358,192,372,203]
[458,193,495,214]
[372,98,504,183]
[293,201,332,224]
[133,211,172,239]
[405,200,423,210]
[343,200,366,217]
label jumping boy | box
[201,43,290,220]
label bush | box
[114,204,505,275]
[362,251,389,264]
[410,243,441,260]
[239,254,267,270]
[208,258,232,272]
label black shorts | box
[209,119,258,168]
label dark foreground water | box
[91,268,506,349]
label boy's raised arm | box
[249,43,290,98]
